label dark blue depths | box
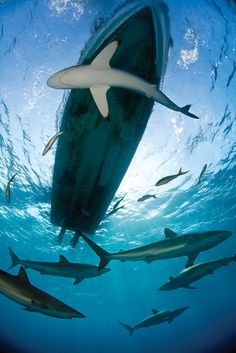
[0,1,236,353]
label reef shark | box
[47,41,199,120]
[118,306,189,336]
[8,248,110,285]
[80,228,232,269]
[0,267,85,319]
[159,254,236,291]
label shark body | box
[0,267,85,319]
[159,254,236,290]
[47,41,199,120]
[80,228,232,269]
[8,248,110,285]
[118,306,188,336]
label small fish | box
[5,173,17,203]
[112,195,125,210]
[42,131,64,156]
[137,194,156,202]
[155,168,189,186]
[106,205,124,217]
[195,164,207,185]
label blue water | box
[0,0,236,352]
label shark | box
[47,41,200,120]
[80,228,232,270]
[159,254,236,291]
[0,266,85,319]
[8,248,110,285]
[118,306,189,336]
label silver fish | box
[42,131,64,156]
[5,173,17,203]
[155,168,189,186]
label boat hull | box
[50,3,170,233]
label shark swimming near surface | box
[159,254,236,291]
[47,41,200,120]
[80,228,232,270]
[0,266,85,319]
[118,306,189,336]
[8,248,110,285]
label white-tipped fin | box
[90,85,110,118]
[91,41,119,67]
[164,228,177,239]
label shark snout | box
[73,310,86,319]
[176,306,189,316]
[159,283,171,291]
[218,230,232,241]
[47,72,63,88]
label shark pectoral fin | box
[186,253,199,268]
[144,256,155,264]
[164,228,177,239]
[168,317,174,324]
[91,41,119,67]
[90,85,110,118]
[73,278,83,285]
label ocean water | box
[0,1,236,353]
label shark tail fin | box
[181,105,199,119]
[178,168,189,175]
[8,247,19,269]
[232,254,236,262]
[80,234,111,270]
[118,321,134,336]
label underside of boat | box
[50,2,170,234]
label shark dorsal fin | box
[91,41,119,67]
[164,228,177,239]
[18,266,30,283]
[59,255,69,263]
[152,309,159,315]
[169,276,174,281]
